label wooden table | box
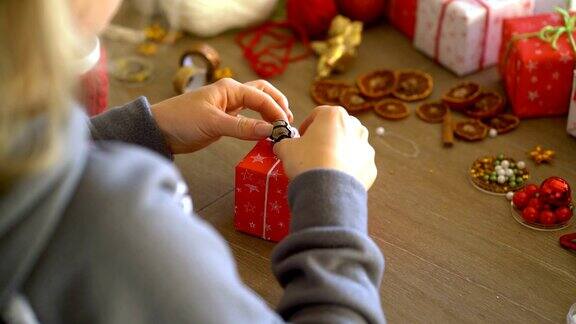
[105,5,576,323]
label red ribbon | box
[235,21,312,79]
[434,0,491,71]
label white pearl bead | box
[376,126,385,136]
[495,165,503,172]
[498,175,507,184]
[489,128,498,138]
[517,161,526,169]
[506,191,514,201]
[501,160,510,169]
[497,169,506,176]
[505,169,514,177]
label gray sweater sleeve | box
[273,170,386,323]
[89,97,173,160]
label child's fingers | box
[214,78,288,122]
[244,80,293,122]
[217,113,273,140]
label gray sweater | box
[0,97,385,323]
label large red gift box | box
[499,12,575,118]
[234,140,290,242]
[387,0,418,39]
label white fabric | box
[154,0,278,37]
[74,37,100,75]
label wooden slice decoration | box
[392,70,434,102]
[357,70,396,99]
[454,119,488,141]
[374,99,410,120]
[416,102,448,123]
[310,80,352,105]
[464,91,505,118]
[483,114,520,134]
[442,82,482,110]
[339,88,374,113]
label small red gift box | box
[387,0,418,39]
[499,12,576,118]
[234,139,290,242]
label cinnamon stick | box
[442,109,454,147]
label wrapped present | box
[387,0,418,39]
[535,0,576,13]
[234,139,290,242]
[414,0,534,76]
[568,70,576,136]
[499,10,576,118]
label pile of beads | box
[469,154,530,194]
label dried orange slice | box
[483,114,520,134]
[374,99,410,120]
[464,91,505,118]
[454,119,488,141]
[339,88,374,113]
[392,70,434,102]
[357,70,396,99]
[442,82,481,111]
[310,79,352,105]
[416,102,448,123]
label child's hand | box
[151,78,293,154]
[274,106,377,190]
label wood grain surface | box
[104,4,576,323]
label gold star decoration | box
[529,145,555,164]
[311,15,363,79]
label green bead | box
[516,178,524,185]
[509,181,517,187]
[498,154,505,160]
[490,175,497,182]
[509,175,516,181]
[494,160,501,166]
[483,175,490,181]
[510,162,516,168]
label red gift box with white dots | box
[499,12,575,118]
[234,140,290,242]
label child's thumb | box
[219,115,272,140]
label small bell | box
[270,120,299,143]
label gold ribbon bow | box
[311,15,363,79]
[539,7,576,53]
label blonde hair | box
[0,0,81,189]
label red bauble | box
[539,177,572,207]
[524,184,539,198]
[522,207,538,223]
[287,0,339,39]
[527,197,542,211]
[512,191,530,210]
[555,207,573,224]
[337,0,386,23]
[538,210,556,225]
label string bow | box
[539,7,576,53]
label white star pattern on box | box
[244,202,256,214]
[236,187,242,193]
[266,225,271,231]
[245,184,260,193]
[276,189,283,195]
[270,201,281,213]
[547,84,552,90]
[535,49,542,55]
[270,169,282,181]
[251,153,267,164]
[526,60,538,73]
[249,222,256,228]
[560,52,572,63]
[528,91,539,102]
[553,72,560,80]
[241,169,253,181]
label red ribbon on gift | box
[434,0,491,71]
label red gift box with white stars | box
[234,139,290,242]
[499,12,575,118]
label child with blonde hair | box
[0,0,384,323]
